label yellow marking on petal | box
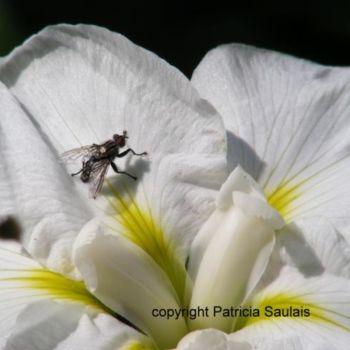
[120,340,157,350]
[107,181,188,306]
[266,181,306,223]
[2,269,110,313]
[235,293,350,332]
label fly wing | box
[88,159,110,199]
[60,145,99,163]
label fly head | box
[113,130,128,148]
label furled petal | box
[232,266,350,349]
[192,44,350,236]
[0,82,92,277]
[189,167,283,332]
[73,218,187,350]
[176,329,251,350]
[189,166,283,280]
[0,25,227,283]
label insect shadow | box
[100,157,150,199]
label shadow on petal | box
[100,157,150,199]
[278,223,325,277]
[227,131,266,181]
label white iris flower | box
[0,25,350,350]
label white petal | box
[0,246,43,341]
[189,168,279,332]
[5,300,89,350]
[233,192,283,229]
[233,266,350,349]
[5,300,146,350]
[0,90,15,226]
[0,90,15,222]
[192,44,350,230]
[0,82,92,277]
[229,335,336,350]
[56,313,153,350]
[0,239,22,252]
[4,301,151,350]
[176,329,251,350]
[0,130,15,223]
[73,219,187,350]
[0,246,108,343]
[216,165,266,210]
[0,25,227,281]
[274,217,350,278]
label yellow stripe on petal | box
[107,182,188,305]
[266,181,306,223]
[1,268,109,312]
[235,293,350,332]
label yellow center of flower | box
[266,181,305,223]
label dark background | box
[2,0,350,78]
[1,0,350,238]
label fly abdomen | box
[80,158,94,182]
[81,171,90,183]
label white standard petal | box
[189,167,283,332]
[232,266,350,349]
[0,81,92,277]
[0,24,227,285]
[73,219,187,350]
[192,44,350,236]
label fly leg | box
[117,149,148,158]
[110,161,137,180]
[71,161,85,177]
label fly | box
[61,131,147,198]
